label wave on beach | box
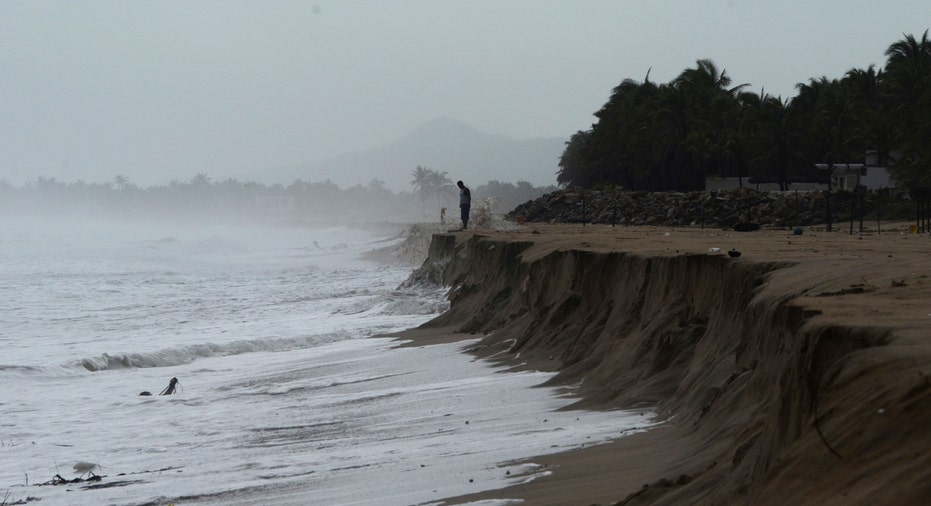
[77,333,349,371]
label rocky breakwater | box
[508,188,883,228]
[409,226,930,504]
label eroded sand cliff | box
[405,224,931,505]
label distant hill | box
[258,118,567,192]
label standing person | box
[457,180,471,230]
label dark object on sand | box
[793,227,804,235]
[728,249,742,258]
[43,473,102,486]
[139,377,181,396]
[733,223,760,232]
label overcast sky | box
[1,1,928,187]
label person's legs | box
[461,205,470,229]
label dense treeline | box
[0,172,554,225]
[558,31,931,191]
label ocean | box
[0,219,652,505]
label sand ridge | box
[395,223,931,505]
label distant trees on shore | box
[558,31,931,192]
[0,172,554,224]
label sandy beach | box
[394,223,931,505]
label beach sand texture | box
[397,224,931,505]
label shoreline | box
[392,223,931,505]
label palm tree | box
[883,31,931,185]
[425,169,453,205]
[649,84,692,189]
[113,174,133,191]
[815,79,854,171]
[656,59,747,190]
[410,166,452,215]
[590,77,658,188]
[557,130,593,187]
[842,66,895,167]
[191,172,211,187]
[410,165,433,211]
[742,93,805,190]
[673,59,744,98]
[788,77,858,189]
[884,30,930,104]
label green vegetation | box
[558,31,931,192]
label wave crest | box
[78,334,344,372]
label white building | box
[707,151,895,192]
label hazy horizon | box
[2,1,928,188]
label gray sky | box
[1,1,927,187]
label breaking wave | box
[78,333,348,372]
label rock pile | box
[508,188,878,228]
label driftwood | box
[160,377,179,395]
[139,377,180,396]
[40,473,102,486]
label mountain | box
[260,118,567,192]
